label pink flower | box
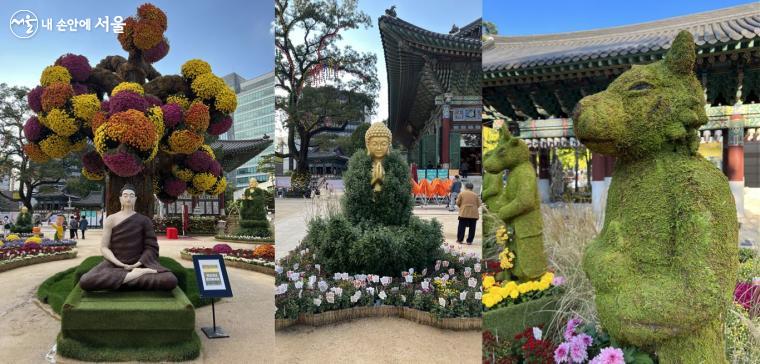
[564,317,582,340]
[55,53,91,82]
[144,39,169,63]
[590,347,625,364]
[161,103,183,128]
[575,333,593,347]
[552,275,566,286]
[103,150,144,177]
[569,336,589,363]
[109,90,148,113]
[554,342,570,363]
[734,282,758,310]
[207,116,232,136]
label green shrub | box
[738,248,757,263]
[738,258,759,283]
[153,216,218,234]
[236,187,271,237]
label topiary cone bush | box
[574,30,738,363]
[236,187,271,238]
[305,150,443,276]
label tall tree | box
[275,0,379,189]
[483,20,498,36]
[0,83,80,212]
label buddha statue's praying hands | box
[79,184,178,291]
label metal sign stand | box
[201,300,228,338]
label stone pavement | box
[0,226,274,363]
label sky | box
[0,0,274,89]
[484,0,757,36]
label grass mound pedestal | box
[58,285,200,362]
[482,295,558,339]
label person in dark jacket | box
[448,175,462,211]
[69,216,79,239]
[79,218,89,239]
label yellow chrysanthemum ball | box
[93,123,108,155]
[191,73,225,100]
[39,135,71,158]
[166,95,190,109]
[172,165,194,182]
[44,109,79,137]
[72,94,101,122]
[81,167,104,181]
[168,129,203,154]
[186,185,202,196]
[181,59,212,80]
[23,143,50,163]
[199,144,215,159]
[111,82,144,96]
[25,236,42,244]
[192,172,216,192]
[483,275,495,289]
[6,234,20,241]
[215,88,237,113]
[146,143,159,162]
[208,176,227,195]
[40,65,72,86]
[147,106,165,139]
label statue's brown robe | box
[79,213,178,291]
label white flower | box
[315,264,321,273]
[460,291,467,300]
[333,272,342,280]
[371,275,380,283]
[468,277,477,288]
[442,260,449,268]
[366,287,375,296]
[340,273,349,280]
[532,327,542,340]
[435,261,441,271]
[275,283,288,295]
[405,275,413,283]
[331,287,343,297]
[475,292,482,300]
[326,291,335,304]
[474,263,481,272]
[293,263,299,270]
[464,267,471,278]
[294,281,303,289]
[401,294,406,303]
[380,276,392,286]
[318,280,329,292]
[313,297,322,307]
[421,281,429,290]
[350,291,362,303]
[408,268,414,274]
[378,291,387,300]
[448,268,455,275]
[438,297,446,307]
[275,265,283,274]
[308,275,317,289]
[355,274,367,282]
[421,268,427,276]
[300,249,306,256]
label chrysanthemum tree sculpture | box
[23,4,232,216]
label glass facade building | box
[223,71,275,188]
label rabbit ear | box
[665,30,695,75]
[499,126,512,142]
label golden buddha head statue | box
[248,178,259,189]
[20,206,28,214]
[365,122,392,160]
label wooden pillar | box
[727,105,745,217]
[441,106,451,165]
[538,148,550,202]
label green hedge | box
[153,216,218,235]
[37,256,214,315]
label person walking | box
[69,215,79,239]
[79,217,88,239]
[2,216,10,237]
[448,175,462,211]
[460,160,469,179]
[456,182,480,245]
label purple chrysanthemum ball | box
[207,116,232,136]
[100,99,110,112]
[27,86,44,113]
[71,82,90,95]
[144,39,170,63]
[145,94,163,107]
[209,160,223,177]
[55,54,91,82]
[103,150,144,177]
[109,90,148,113]
[186,150,213,172]
[82,150,105,173]
[23,116,44,143]
[164,178,187,197]
[161,103,183,128]
[213,244,232,254]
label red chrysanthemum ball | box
[207,115,232,136]
[54,54,91,82]
[24,116,44,143]
[109,90,148,114]
[27,86,44,113]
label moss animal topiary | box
[574,31,738,363]
[236,186,271,238]
[482,128,547,281]
[11,207,33,234]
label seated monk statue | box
[79,184,178,291]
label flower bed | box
[274,243,482,329]
[180,244,275,276]
[214,234,274,244]
[2,236,77,248]
[0,245,77,273]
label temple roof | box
[483,4,760,74]
[209,137,273,172]
[380,14,482,146]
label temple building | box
[482,3,760,216]
[379,11,482,176]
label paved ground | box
[0,226,274,364]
